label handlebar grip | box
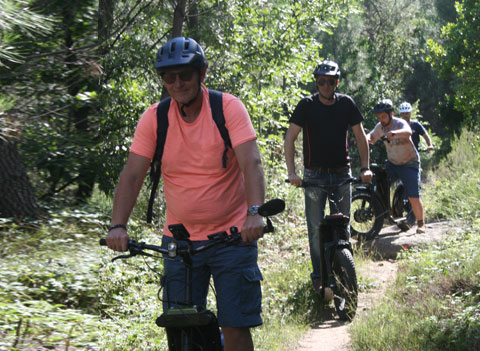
[99,238,107,246]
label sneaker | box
[416,225,426,234]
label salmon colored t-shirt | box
[130,85,257,240]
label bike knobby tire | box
[333,248,358,321]
[350,191,384,240]
[392,184,415,227]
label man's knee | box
[222,327,253,351]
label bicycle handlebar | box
[285,177,361,188]
[100,198,285,262]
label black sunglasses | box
[161,68,196,84]
[316,78,336,87]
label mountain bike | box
[287,178,358,321]
[100,199,285,351]
[350,136,415,240]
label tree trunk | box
[161,0,188,100]
[98,0,114,56]
[187,0,199,38]
[172,0,187,37]
[0,138,39,219]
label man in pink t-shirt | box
[105,37,265,350]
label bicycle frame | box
[319,214,351,289]
[292,178,358,321]
[100,199,285,351]
[354,164,390,218]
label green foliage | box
[423,128,480,220]
[0,0,104,203]
[0,205,105,350]
[0,0,54,66]
[2,0,480,349]
[427,0,480,129]
[350,127,480,351]
[202,0,357,188]
[350,224,480,351]
[315,0,456,142]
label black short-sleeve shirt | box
[289,92,364,169]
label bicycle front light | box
[167,242,177,258]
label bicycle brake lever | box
[111,253,135,262]
[111,248,154,262]
[264,217,274,233]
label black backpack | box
[146,89,232,223]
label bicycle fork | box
[319,215,351,293]
[323,240,337,289]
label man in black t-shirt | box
[398,102,434,152]
[284,60,372,294]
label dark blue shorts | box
[386,161,421,198]
[161,235,263,328]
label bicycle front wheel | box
[350,191,384,240]
[332,248,358,322]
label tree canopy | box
[427,0,480,128]
[0,0,477,218]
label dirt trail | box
[293,220,453,351]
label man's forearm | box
[243,159,265,207]
[111,173,144,225]
[392,129,412,138]
[284,139,297,175]
[424,133,433,147]
[358,138,370,169]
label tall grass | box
[349,128,480,351]
[0,206,106,350]
[3,129,477,350]
[422,129,480,221]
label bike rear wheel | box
[392,183,415,227]
[332,248,358,321]
[350,191,384,240]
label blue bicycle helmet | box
[313,59,341,78]
[373,99,394,114]
[154,37,206,73]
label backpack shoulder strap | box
[208,89,232,168]
[147,97,171,223]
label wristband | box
[360,167,370,172]
[108,224,127,232]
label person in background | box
[398,102,434,152]
[367,99,426,234]
[105,36,265,351]
[284,59,372,293]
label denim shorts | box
[386,161,421,198]
[161,235,263,328]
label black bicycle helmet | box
[313,59,341,78]
[154,37,206,73]
[373,99,394,114]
